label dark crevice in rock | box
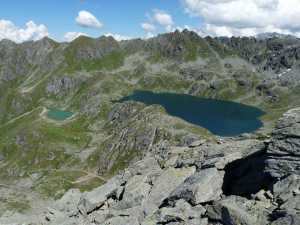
[157,218,184,225]
[159,199,174,208]
[269,209,288,222]
[86,203,105,215]
[222,149,276,198]
[118,187,125,201]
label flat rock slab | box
[206,196,270,225]
[168,167,224,205]
[78,177,122,215]
[142,166,196,216]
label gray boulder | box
[53,188,82,217]
[77,177,122,215]
[271,175,300,221]
[155,200,206,223]
[168,168,224,205]
[206,196,271,225]
[100,216,140,225]
[273,175,300,205]
[89,206,143,225]
[125,156,162,178]
[142,166,196,216]
[113,174,152,210]
[271,214,300,225]
[45,189,82,224]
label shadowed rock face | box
[222,148,274,198]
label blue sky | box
[0,0,201,42]
[1,0,300,43]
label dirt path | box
[31,168,107,182]
[0,107,43,128]
[72,172,106,184]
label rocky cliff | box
[1,107,299,225]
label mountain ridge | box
[1,29,300,222]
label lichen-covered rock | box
[271,175,300,222]
[271,214,300,225]
[206,196,272,225]
[142,199,206,225]
[266,108,300,178]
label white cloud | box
[76,10,103,29]
[0,20,48,43]
[104,33,132,41]
[145,32,155,39]
[141,10,174,36]
[153,10,174,31]
[201,24,293,37]
[141,23,156,38]
[64,32,89,42]
[153,11,173,26]
[182,0,300,37]
[141,23,156,32]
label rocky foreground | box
[2,108,300,225]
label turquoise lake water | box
[47,109,74,121]
[121,91,265,137]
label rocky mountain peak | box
[0,38,17,47]
[256,32,298,40]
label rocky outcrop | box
[219,35,300,75]
[37,136,270,225]
[33,107,300,225]
[206,195,274,225]
[46,76,84,97]
[264,107,300,224]
[265,107,300,179]
[144,29,213,60]
[65,36,120,61]
[168,168,224,205]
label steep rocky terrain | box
[1,30,300,223]
[1,107,300,225]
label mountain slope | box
[1,30,300,216]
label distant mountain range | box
[255,32,298,40]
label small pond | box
[120,90,265,136]
[47,109,74,121]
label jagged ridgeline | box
[0,30,300,219]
